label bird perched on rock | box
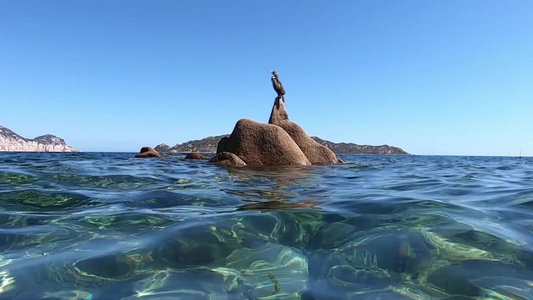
[271,71,285,102]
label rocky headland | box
[155,136,223,154]
[311,137,408,155]
[0,125,78,152]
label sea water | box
[0,153,532,300]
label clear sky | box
[1,1,531,155]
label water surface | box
[0,153,532,299]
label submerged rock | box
[305,230,436,298]
[125,269,245,300]
[146,218,309,298]
[134,146,161,158]
[221,243,308,299]
[427,259,533,298]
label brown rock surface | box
[268,98,339,164]
[268,97,289,124]
[216,119,311,166]
[184,152,211,160]
[216,136,229,154]
[209,151,247,167]
[135,146,162,158]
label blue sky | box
[1,1,531,155]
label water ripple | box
[0,153,531,299]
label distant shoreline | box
[153,135,410,156]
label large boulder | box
[135,146,162,158]
[216,119,311,166]
[268,98,339,164]
[276,122,339,165]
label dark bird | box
[271,71,285,101]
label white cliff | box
[0,125,78,152]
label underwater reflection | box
[224,165,325,210]
[226,165,316,185]
[237,200,318,212]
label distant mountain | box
[311,137,409,155]
[0,125,78,152]
[155,135,409,155]
[155,135,226,154]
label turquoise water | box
[0,153,532,300]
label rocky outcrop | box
[211,95,348,166]
[135,146,162,158]
[216,119,312,166]
[209,151,247,167]
[184,152,211,160]
[0,125,78,152]
[210,94,346,166]
[268,98,339,164]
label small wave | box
[0,190,94,211]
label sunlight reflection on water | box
[0,153,532,299]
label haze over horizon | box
[1,1,531,156]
